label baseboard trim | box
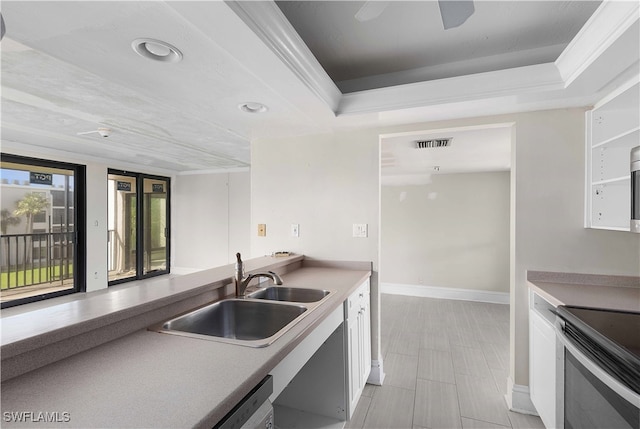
[381,282,509,305]
[506,376,538,416]
[367,359,385,386]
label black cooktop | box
[557,306,640,394]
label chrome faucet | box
[234,252,283,297]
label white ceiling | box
[0,1,638,175]
[381,124,512,186]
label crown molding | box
[177,167,250,176]
[227,0,638,119]
[224,0,341,113]
[555,0,640,87]
[337,63,564,116]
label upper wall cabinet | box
[586,76,640,231]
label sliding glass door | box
[107,173,137,283]
[108,170,169,285]
[1,154,86,308]
[143,177,168,276]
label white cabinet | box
[529,291,562,429]
[345,278,371,418]
[586,76,640,231]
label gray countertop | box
[0,259,371,428]
[527,270,640,312]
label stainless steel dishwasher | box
[214,375,274,429]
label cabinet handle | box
[359,292,364,298]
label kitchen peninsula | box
[1,255,372,428]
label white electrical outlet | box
[353,223,368,238]
[291,223,300,237]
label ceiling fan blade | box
[438,0,475,30]
[355,1,389,22]
[1,13,6,41]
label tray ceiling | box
[0,1,637,173]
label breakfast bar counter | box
[0,256,372,428]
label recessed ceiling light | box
[132,38,182,63]
[238,102,268,114]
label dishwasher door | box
[215,375,274,429]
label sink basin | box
[159,299,307,347]
[248,287,331,303]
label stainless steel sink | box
[247,287,331,303]
[156,299,307,347]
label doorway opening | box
[379,123,513,302]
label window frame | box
[0,153,86,309]
[107,169,171,286]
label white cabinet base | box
[345,279,372,418]
[529,291,562,429]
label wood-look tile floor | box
[346,294,545,429]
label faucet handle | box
[235,253,244,279]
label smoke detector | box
[415,138,452,149]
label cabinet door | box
[529,308,557,429]
[348,314,361,410]
[361,285,372,384]
[357,308,365,390]
[346,278,371,417]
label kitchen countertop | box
[527,270,640,312]
[0,258,371,428]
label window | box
[107,170,170,284]
[0,154,86,308]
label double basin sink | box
[153,287,332,347]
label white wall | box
[172,171,251,272]
[250,132,379,262]
[508,108,639,390]
[250,108,640,403]
[228,171,251,263]
[84,161,108,292]
[251,130,381,361]
[381,172,510,293]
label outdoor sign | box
[117,181,132,192]
[152,183,164,193]
[30,172,53,185]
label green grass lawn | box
[1,265,73,289]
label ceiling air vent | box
[415,138,452,149]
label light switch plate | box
[353,223,368,238]
[258,224,266,236]
[291,223,300,237]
